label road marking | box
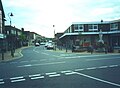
[31,76,44,80]
[86,67,97,70]
[41,52,49,55]
[64,72,76,75]
[98,66,108,69]
[109,65,118,68]
[75,72,120,87]
[49,74,61,77]
[46,72,57,75]
[18,61,65,68]
[10,76,25,83]
[29,74,41,77]
[86,57,120,61]
[0,79,4,85]
[61,70,72,73]
[75,69,85,71]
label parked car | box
[46,43,54,50]
[35,43,40,46]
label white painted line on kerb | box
[49,74,61,77]
[75,72,120,87]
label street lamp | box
[8,12,13,26]
[8,12,14,57]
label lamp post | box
[8,12,15,57]
[8,12,13,26]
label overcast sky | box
[2,0,120,38]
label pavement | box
[0,46,31,62]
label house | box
[0,0,6,53]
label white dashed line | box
[0,79,4,85]
[10,76,25,83]
[75,69,85,71]
[98,66,108,69]
[29,74,41,77]
[49,74,61,77]
[31,76,44,80]
[86,67,97,70]
[46,72,57,75]
[75,72,120,87]
[109,65,118,68]
[64,72,76,75]
[61,70,72,73]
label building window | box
[110,23,118,31]
[88,24,98,31]
[74,24,84,32]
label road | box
[0,46,120,88]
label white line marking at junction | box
[18,61,65,68]
[11,79,25,83]
[46,72,57,75]
[109,65,118,68]
[98,66,108,69]
[10,76,24,80]
[29,74,41,77]
[75,69,85,71]
[0,82,4,85]
[61,70,72,73]
[75,72,120,87]
[86,67,97,70]
[10,76,25,83]
[31,76,44,80]
[65,72,76,75]
[49,74,61,77]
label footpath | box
[0,46,30,62]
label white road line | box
[86,67,97,70]
[0,79,4,85]
[10,76,25,83]
[75,69,85,71]
[98,66,108,69]
[11,79,26,83]
[46,72,57,75]
[109,65,118,68]
[75,72,120,87]
[10,76,24,80]
[20,61,29,63]
[61,70,72,73]
[41,53,49,55]
[65,72,76,75]
[31,76,44,80]
[29,74,41,77]
[86,57,120,61]
[49,74,61,77]
[18,61,65,68]
[0,82,4,84]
